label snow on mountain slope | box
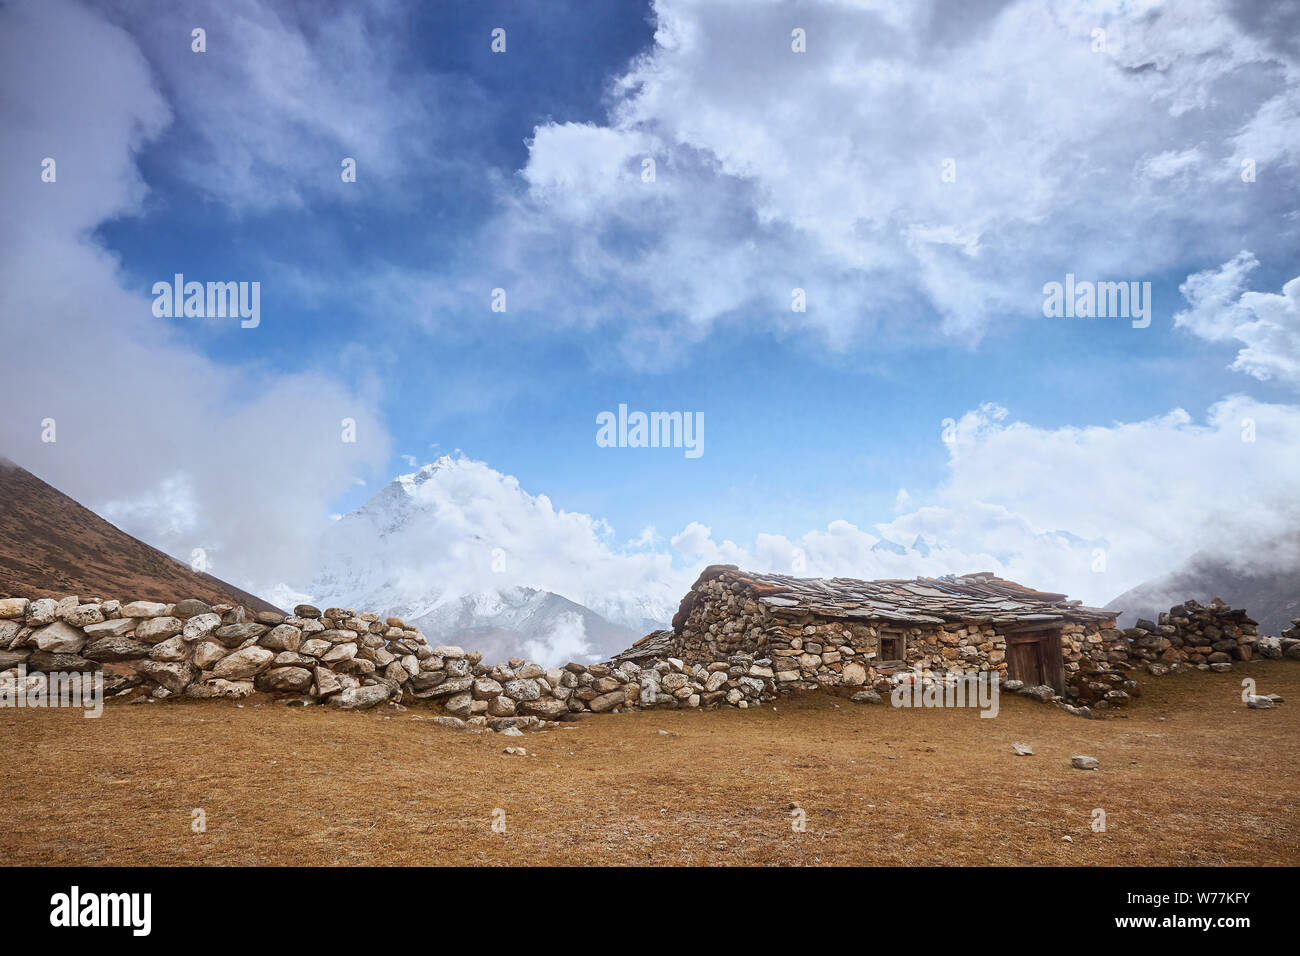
[304,457,681,666]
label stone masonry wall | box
[1114,598,1300,673]
[0,594,777,728]
[673,572,1119,699]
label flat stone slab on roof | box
[672,565,1115,630]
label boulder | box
[589,690,624,713]
[0,598,29,620]
[503,678,541,701]
[213,623,268,647]
[181,613,222,641]
[422,677,473,699]
[443,692,474,718]
[0,648,32,669]
[192,641,228,669]
[1071,755,1100,771]
[24,598,57,626]
[294,604,322,619]
[81,618,134,639]
[256,666,313,693]
[62,604,105,628]
[26,650,98,672]
[137,660,197,693]
[314,667,342,696]
[260,624,302,653]
[519,698,568,718]
[148,635,192,663]
[299,638,331,658]
[135,617,185,644]
[321,642,358,664]
[32,621,88,654]
[119,601,169,618]
[172,599,213,620]
[211,646,275,679]
[185,679,254,700]
[327,684,391,710]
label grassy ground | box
[2,661,1297,866]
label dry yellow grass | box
[2,661,1297,866]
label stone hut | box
[668,565,1122,695]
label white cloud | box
[308,388,1300,630]
[1175,254,1300,387]
[0,0,393,593]
[492,0,1300,349]
[660,397,1300,608]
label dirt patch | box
[2,661,1297,865]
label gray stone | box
[327,684,391,710]
[211,646,274,679]
[24,598,57,626]
[1071,755,1100,770]
[137,660,197,693]
[213,623,268,647]
[148,635,191,663]
[256,666,313,693]
[260,624,302,653]
[135,616,185,644]
[81,618,135,639]
[119,601,169,618]
[192,641,228,669]
[181,613,222,641]
[172,599,213,620]
[32,621,87,654]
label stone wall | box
[0,594,776,728]
[672,571,1119,699]
[1115,598,1300,674]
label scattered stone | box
[1012,742,1033,756]
[1071,755,1100,771]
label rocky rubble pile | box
[0,594,777,729]
[1065,667,1141,710]
[1119,598,1292,675]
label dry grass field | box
[3,661,1298,866]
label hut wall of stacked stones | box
[669,566,1125,702]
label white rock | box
[211,646,274,679]
[32,621,87,654]
[119,601,169,618]
[0,598,29,620]
[181,613,222,641]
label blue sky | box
[3,0,1299,613]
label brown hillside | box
[0,459,280,613]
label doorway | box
[1005,629,1066,694]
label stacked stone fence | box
[3,591,1295,728]
[1113,598,1300,673]
[0,595,777,730]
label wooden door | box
[1006,630,1066,693]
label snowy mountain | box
[303,458,680,666]
[407,586,643,667]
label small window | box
[879,632,905,663]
